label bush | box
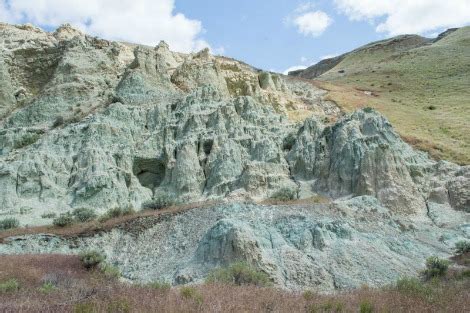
[100,207,135,222]
[79,250,105,270]
[149,281,171,292]
[0,279,20,293]
[270,187,298,202]
[0,218,19,230]
[106,299,130,313]
[72,208,97,223]
[206,262,271,287]
[41,212,57,219]
[359,300,374,313]
[52,116,65,128]
[455,241,470,255]
[363,107,374,113]
[39,282,57,293]
[100,263,121,279]
[180,286,203,305]
[395,277,432,298]
[53,213,75,227]
[422,256,450,279]
[143,194,180,210]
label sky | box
[1,0,470,74]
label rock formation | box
[0,23,469,291]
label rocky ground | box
[0,23,469,292]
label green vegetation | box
[0,218,19,230]
[314,27,470,164]
[395,277,433,299]
[41,212,57,219]
[39,282,57,293]
[180,286,204,305]
[13,132,40,149]
[269,187,298,202]
[359,300,374,313]
[79,250,105,270]
[72,208,97,223]
[0,279,20,293]
[422,256,450,280]
[99,263,121,279]
[53,213,75,227]
[455,241,470,254]
[143,194,180,210]
[149,281,171,292]
[206,262,271,287]
[99,207,135,222]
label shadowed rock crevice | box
[132,158,166,191]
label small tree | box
[79,250,105,269]
[206,262,271,287]
[422,256,450,280]
[455,241,470,255]
[0,218,19,230]
[72,208,97,223]
[53,213,75,227]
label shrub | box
[455,241,470,255]
[100,207,135,222]
[79,250,105,270]
[52,116,65,128]
[106,299,130,313]
[149,281,171,292]
[359,300,374,313]
[395,277,432,298]
[427,105,437,110]
[270,187,298,202]
[180,286,203,305]
[39,282,57,293]
[100,263,121,279]
[0,279,20,293]
[0,218,19,230]
[13,133,40,149]
[422,256,450,279]
[53,213,75,227]
[72,208,97,223]
[41,212,57,219]
[363,107,374,113]
[143,194,180,210]
[73,302,96,313]
[206,262,271,287]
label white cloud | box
[334,0,470,36]
[282,65,307,75]
[293,11,333,37]
[0,0,209,53]
[320,53,339,60]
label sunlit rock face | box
[0,22,468,225]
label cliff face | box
[0,23,468,223]
[0,23,469,290]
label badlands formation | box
[0,23,468,290]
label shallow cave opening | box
[132,157,166,190]
[203,139,214,155]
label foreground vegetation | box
[0,249,468,312]
[311,27,470,164]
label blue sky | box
[1,0,470,73]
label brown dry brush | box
[0,255,469,313]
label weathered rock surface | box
[1,201,468,290]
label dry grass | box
[0,255,469,312]
[0,201,220,244]
[312,80,467,164]
[308,28,470,165]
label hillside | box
[290,27,470,164]
[0,23,469,296]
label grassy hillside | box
[300,27,470,164]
